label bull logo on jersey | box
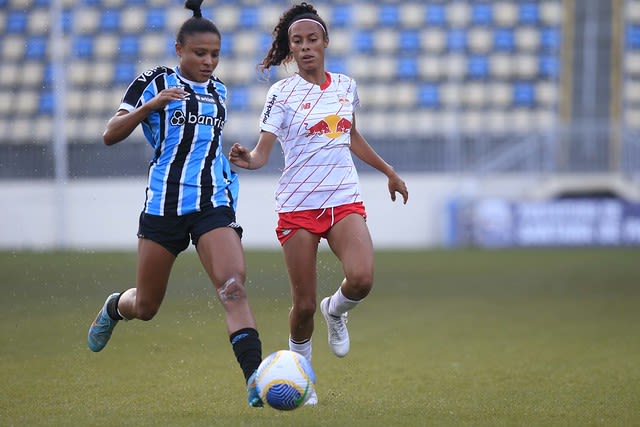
[305,114,351,139]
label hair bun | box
[184,0,204,18]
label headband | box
[288,18,326,34]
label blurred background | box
[1,0,639,250]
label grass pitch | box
[1,248,639,426]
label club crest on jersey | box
[305,114,351,138]
[170,110,224,128]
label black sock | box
[230,328,262,382]
[106,293,124,321]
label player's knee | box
[292,299,316,320]
[217,277,247,303]
[346,270,374,298]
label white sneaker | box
[320,297,350,357]
[304,388,318,406]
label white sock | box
[328,287,359,316]
[289,337,312,362]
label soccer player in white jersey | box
[86,0,265,407]
[229,2,409,405]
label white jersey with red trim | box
[259,72,362,213]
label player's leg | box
[323,213,374,357]
[282,229,320,405]
[196,225,263,407]
[87,237,176,352]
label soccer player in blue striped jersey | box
[87,0,264,407]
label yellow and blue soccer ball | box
[255,350,316,410]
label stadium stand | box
[1,0,637,177]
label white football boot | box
[320,297,350,357]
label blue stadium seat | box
[378,4,399,27]
[118,35,139,58]
[626,25,640,49]
[494,28,515,51]
[354,30,374,53]
[146,9,166,31]
[471,3,493,26]
[468,55,489,79]
[397,57,418,80]
[230,85,249,111]
[518,3,539,25]
[6,11,28,33]
[43,64,54,85]
[26,36,47,60]
[541,27,561,51]
[539,56,559,78]
[331,4,352,28]
[513,82,535,106]
[418,83,440,108]
[447,29,467,52]
[62,10,74,33]
[425,4,446,27]
[34,0,50,6]
[39,92,54,114]
[399,30,421,52]
[259,33,272,54]
[221,33,234,56]
[238,6,259,29]
[326,56,347,75]
[73,35,94,58]
[100,10,121,32]
[114,63,136,84]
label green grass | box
[1,248,639,426]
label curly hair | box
[258,2,328,73]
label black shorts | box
[137,206,243,256]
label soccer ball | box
[255,350,316,410]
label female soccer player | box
[87,0,264,407]
[229,2,409,404]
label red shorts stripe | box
[276,202,367,246]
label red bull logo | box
[305,114,352,138]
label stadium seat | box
[331,4,351,28]
[354,30,375,54]
[538,55,559,79]
[518,3,539,25]
[447,29,467,52]
[396,56,419,80]
[468,55,489,79]
[6,11,28,33]
[145,8,166,30]
[471,3,493,26]
[73,35,94,58]
[627,25,640,49]
[326,55,348,75]
[378,4,399,27]
[118,35,139,58]
[494,28,515,51]
[399,3,424,28]
[418,83,440,108]
[399,30,421,53]
[513,82,535,107]
[26,36,48,60]
[238,6,259,29]
[38,92,54,114]
[425,4,446,27]
[541,27,561,51]
[114,63,136,84]
[99,9,121,32]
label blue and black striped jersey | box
[119,66,238,216]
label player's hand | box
[229,143,252,169]
[148,87,189,110]
[388,174,408,204]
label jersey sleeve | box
[351,78,360,111]
[118,67,163,112]
[259,83,285,136]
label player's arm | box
[349,114,409,204]
[229,131,277,170]
[103,87,187,146]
